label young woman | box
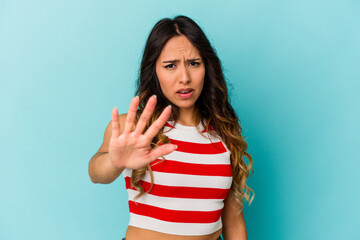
[88,16,254,240]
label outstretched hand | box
[109,95,177,170]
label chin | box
[173,102,196,110]
[168,95,199,110]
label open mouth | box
[177,90,193,94]
[177,89,194,98]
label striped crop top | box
[122,121,233,236]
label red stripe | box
[125,177,229,199]
[201,124,214,133]
[169,138,227,154]
[165,122,175,128]
[151,159,232,177]
[129,201,222,223]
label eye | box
[189,61,200,67]
[164,64,176,69]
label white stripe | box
[127,189,224,211]
[163,150,231,165]
[129,213,223,236]
[164,126,224,144]
[122,168,132,177]
[123,170,232,189]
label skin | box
[155,35,205,126]
[88,35,247,240]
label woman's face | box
[155,35,205,113]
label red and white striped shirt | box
[122,121,233,236]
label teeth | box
[179,90,191,93]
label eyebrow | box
[162,58,201,63]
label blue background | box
[1,0,359,239]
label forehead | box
[158,35,200,60]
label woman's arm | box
[88,152,124,184]
[88,114,127,184]
[221,192,247,240]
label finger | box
[144,105,172,140]
[123,96,140,134]
[134,95,157,134]
[148,143,178,161]
[111,106,120,138]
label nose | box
[178,64,191,85]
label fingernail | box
[168,105,172,109]
[152,95,157,99]
[135,96,139,99]
[174,145,178,149]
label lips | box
[176,88,194,94]
[176,88,194,99]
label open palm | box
[109,95,177,170]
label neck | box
[176,107,198,126]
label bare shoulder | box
[97,113,128,153]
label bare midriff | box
[125,226,222,240]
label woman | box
[88,15,254,240]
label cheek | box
[156,67,168,91]
[157,72,174,96]
[195,69,205,89]
[198,73,205,96]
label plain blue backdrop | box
[1,0,359,239]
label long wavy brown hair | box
[131,15,254,212]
